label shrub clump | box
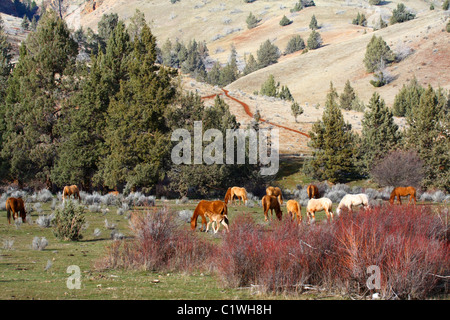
[52,201,86,241]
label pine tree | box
[390,3,415,25]
[339,80,356,110]
[1,10,78,186]
[405,85,449,190]
[291,101,304,122]
[260,74,278,97]
[309,15,318,30]
[246,12,259,29]
[307,30,322,50]
[284,35,305,54]
[359,92,401,175]
[257,39,280,68]
[392,76,424,117]
[363,35,395,73]
[99,23,177,190]
[243,53,258,75]
[307,83,357,183]
[280,15,292,26]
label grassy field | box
[0,195,339,300]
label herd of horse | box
[190,185,418,233]
[4,183,417,231]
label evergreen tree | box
[405,85,449,191]
[359,92,401,175]
[390,3,415,25]
[444,0,449,10]
[181,39,207,80]
[363,35,395,73]
[260,74,278,97]
[284,35,305,54]
[98,24,177,190]
[280,15,292,26]
[309,15,318,30]
[1,11,78,187]
[246,12,259,29]
[307,30,322,50]
[291,101,304,122]
[307,83,357,183]
[392,76,424,117]
[257,39,280,68]
[243,53,258,75]
[339,80,356,110]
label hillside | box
[3,0,449,155]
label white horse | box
[336,193,370,216]
[306,197,333,224]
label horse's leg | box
[221,219,229,233]
[7,209,11,224]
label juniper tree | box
[1,11,78,186]
[280,15,292,26]
[98,23,178,190]
[359,92,401,176]
[307,83,357,183]
[405,85,449,191]
[363,35,395,73]
[246,12,259,29]
[339,80,356,110]
[243,53,258,75]
[309,15,318,30]
[257,40,280,68]
[307,30,322,50]
[291,101,304,122]
[390,3,415,25]
[392,76,424,117]
[284,35,305,54]
[260,74,278,97]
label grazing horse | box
[286,199,302,225]
[306,197,333,224]
[224,188,236,204]
[230,187,248,205]
[266,186,283,205]
[63,185,81,202]
[205,209,230,234]
[191,200,228,232]
[6,197,27,224]
[336,194,370,216]
[306,184,320,199]
[389,186,417,205]
[262,195,283,222]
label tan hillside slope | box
[227,9,450,108]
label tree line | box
[0,10,265,197]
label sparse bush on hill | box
[279,15,292,27]
[257,39,281,68]
[246,12,259,29]
[390,3,415,25]
[352,12,367,26]
[307,30,322,50]
[284,35,305,54]
[363,35,395,73]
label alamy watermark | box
[366,265,381,290]
[171,121,279,176]
[66,265,81,290]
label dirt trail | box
[202,89,311,139]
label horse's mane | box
[224,188,232,203]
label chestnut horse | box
[63,185,81,202]
[306,184,319,199]
[230,187,248,205]
[266,186,283,205]
[306,197,333,224]
[6,197,27,224]
[389,186,417,205]
[336,194,369,215]
[286,199,302,225]
[191,200,228,232]
[262,195,283,222]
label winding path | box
[202,89,310,139]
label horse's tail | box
[191,207,199,230]
[307,186,312,199]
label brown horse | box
[389,186,417,205]
[224,188,235,204]
[306,197,333,224]
[286,199,302,225]
[191,200,228,232]
[63,185,81,202]
[306,184,320,199]
[205,208,230,234]
[262,195,283,222]
[6,197,27,224]
[230,187,248,205]
[266,186,283,205]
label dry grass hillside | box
[4,0,448,154]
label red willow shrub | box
[214,206,449,298]
[96,207,214,272]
